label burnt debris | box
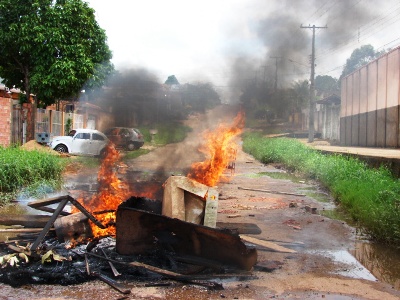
[0,195,257,292]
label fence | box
[341,46,400,147]
[33,109,84,143]
[11,105,23,144]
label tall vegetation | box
[242,133,400,245]
[0,147,65,204]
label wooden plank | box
[238,186,305,197]
[92,272,131,294]
[69,197,106,229]
[0,215,51,228]
[240,235,296,253]
[87,252,224,289]
[116,207,258,271]
[31,206,70,216]
[27,195,69,208]
[0,228,45,233]
[30,198,69,251]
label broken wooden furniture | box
[27,195,105,251]
[162,176,218,227]
[116,199,257,271]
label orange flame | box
[73,143,130,238]
[188,110,245,186]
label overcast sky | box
[86,0,400,96]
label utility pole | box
[260,65,267,83]
[270,56,281,90]
[300,24,327,143]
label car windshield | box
[68,130,76,137]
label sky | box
[86,0,400,101]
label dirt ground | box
[1,105,400,299]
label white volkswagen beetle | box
[49,129,109,156]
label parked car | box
[104,127,144,151]
[49,129,109,156]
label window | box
[92,133,105,141]
[112,128,119,135]
[120,128,130,137]
[75,132,90,140]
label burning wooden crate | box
[115,176,257,271]
[115,199,257,271]
[162,175,218,227]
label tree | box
[340,45,385,79]
[165,75,180,85]
[291,79,310,112]
[0,0,113,107]
[181,83,220,113]
[315,75,339,97]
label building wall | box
[321,104,340,142]
[0,97,12,147]
[340,46,400,147]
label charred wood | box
[91,271,131,294]
[216,222,262,235]
[86,252,223,290]
[116,207,257,271]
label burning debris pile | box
[0,111,259,292]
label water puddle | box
[351,241,400,289]
[250,171,305,183]
[326,249,377,281]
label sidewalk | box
[299,138,400,177]
[300,139,400,160]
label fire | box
[71,110,244,241]
[73,143,130,238]
[188,110,245,187]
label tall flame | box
[188,110,245,187]
[72,110,245,240]
[74,143,130,238]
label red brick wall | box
[0,97,12,147]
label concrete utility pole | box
[270,56,281,90]
[300,24,327,143]
[260,65,267,83]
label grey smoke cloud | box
[228,0,379,101]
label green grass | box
[0,146,65,205]
[242,132,400,245]
[139,122,192,145]
[72,156,102,169]
[123,148,150,160]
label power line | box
[317,2,400,60]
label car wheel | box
[54,144,68,153]
[126,142,136,151]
